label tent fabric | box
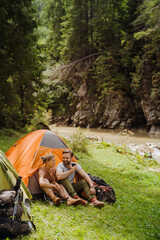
[0,150,31,200]
[5,129,77,196]
[40,131,68,148]
[0,150,33,223]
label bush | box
[70,128,90,154]
[24,109,52,132]
[0,128,21,137]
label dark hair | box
[62,149,73,158]
[41,153,55,164]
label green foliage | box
[24,108,52,132]
[92,55,130,96]
[131,0,160,97]
[133,0,160,41]
[59,0,90,61]
[44,0,65,60]
[0,0,45,129]
[0,128,21,138]
[151,71,160,102]
[47,79,73,117]
[130,55,143,92]
[0,129,24,152]
[70,128,90,154]
[101,142,112,148]
[0,91,23,130]
[92,0,123,50]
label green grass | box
[0,130,160,240]
[0,128,24,153]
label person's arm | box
[39,169,60,190]
[56,165,77,180]
[78,169,96,194]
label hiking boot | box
[66,197,82,206]
[52,196,61,206]
[73,195,88,205]
[89,198,105,209]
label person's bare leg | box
[43,187,61,206]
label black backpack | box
[0,177,34,239]
[88,174,116,204]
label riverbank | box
[50,125,160,163]
[50,125,160,144]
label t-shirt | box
[56,162,81,183]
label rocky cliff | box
[51,58,160,135]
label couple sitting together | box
[38,149,105,208]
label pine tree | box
[44,0,65,60]
[59,0,91,61]
[0,0,44,128]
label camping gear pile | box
[88,174,116,203]
[0,150,35,238]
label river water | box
[50,125,160,145]
[50,125,160,163]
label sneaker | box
[89,200,105,209]
[54,197,61,206]
[66,197,82,206]
[73,195,88,205]
[44,193,61,206]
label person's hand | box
[52,183,60,191]
[90,186,96,195]
[72,164,77,172]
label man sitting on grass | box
[56,149,105,208]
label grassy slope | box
[0,129,24,153]
[0,130,159,240]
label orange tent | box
[5,129,76,197]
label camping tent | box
[5,129,77,197]
[0,150,35,237]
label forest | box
[0,0,160,133]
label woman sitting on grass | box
[39,153,81,206]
